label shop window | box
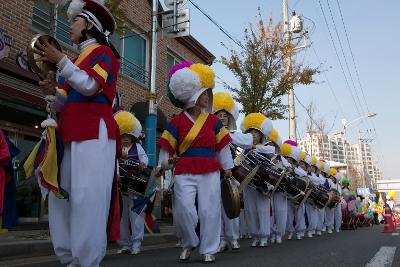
[121,30,148,85]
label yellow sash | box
[74,44,101,66]
[178,112,209,155]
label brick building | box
[0,0,214,222]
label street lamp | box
[342,112,377,183]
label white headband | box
[79,10,103,33]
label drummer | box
[213,92,253,253]
[333,172,343,233]
[241,113,275,247]
[320,162,334,234]
[114,111,148,255]
[280,140,306,240]
[299,152,317,238]
[310,157,325,236]
[266,130,290,245]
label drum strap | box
[178,112,208,155]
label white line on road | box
[365,246,397,267]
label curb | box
[0,232,177,261]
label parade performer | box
[157,62,233,263]
[0,130,11,233]
[241,113,275,247]
[310,157,325,236]
[281,140,306,240]
[213,92,253,253]
[114,111,149,255]
[36,1,120,266]
[333,172,343,232]
[300,152,318,238]
[267,130,290,245]
[323,165,336,234]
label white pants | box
[171,192,182,240]
[271,192,287,239]
[287,201,306,235]
[174,171,221,255]
[305,202,318,234]
[220,205,240,242]
[324,207,335,231]
[118,194,145,250]
[334,204,342,232]
[243,187,270,239]
[317,208,325,231]
[239,209,249,236]
[49,120,116,267]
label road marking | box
[365,246,396,267]
[392,233,399,236]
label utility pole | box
[283,0,296,141]
[144,0,159,167]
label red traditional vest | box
[57,44,120,142]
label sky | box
[165,0,399,179]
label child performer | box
[213,92,253,253]
[114,111,148,255]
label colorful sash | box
[178,112,208,155]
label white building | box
[298,131,382,188]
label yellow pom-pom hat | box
[311,156,321,169]
[300,151,312,166]
[168,61,215,112]
[241,113,273,141]
[114,110,142,138]
[319,160,330,174]
[213,92,239,130]
[267,128,282,147]
[280,140,301,162]
[329,168,337,177]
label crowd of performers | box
[4,1,383,266]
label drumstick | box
[238,165,260,192]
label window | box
[167,53,182,74]
[121,29,148,85]
[31,2,73,46]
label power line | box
[335,0,370,113]
[188,0,245,49]
[325,0,372,129]
[334,0,382,163]
[316,0,365,120]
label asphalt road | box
[2,225,399,267]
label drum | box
[327,189,341,208]
[242,152,286,194]
[221,177,240,219]
[286,173,310,205]
[310,185,331,208]
[119,161,151,196]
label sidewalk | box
[0,223,176,261]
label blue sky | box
[175,0,399,179]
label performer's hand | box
[155,166,164,177]
[138,162,146,170]
[121,147,129,159]
[34,39,65,64]
[39,80,56,95]
[224,169,232,179]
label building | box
[298,130,382,189]
[0,0,214,222]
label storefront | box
[0,60,48,223]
